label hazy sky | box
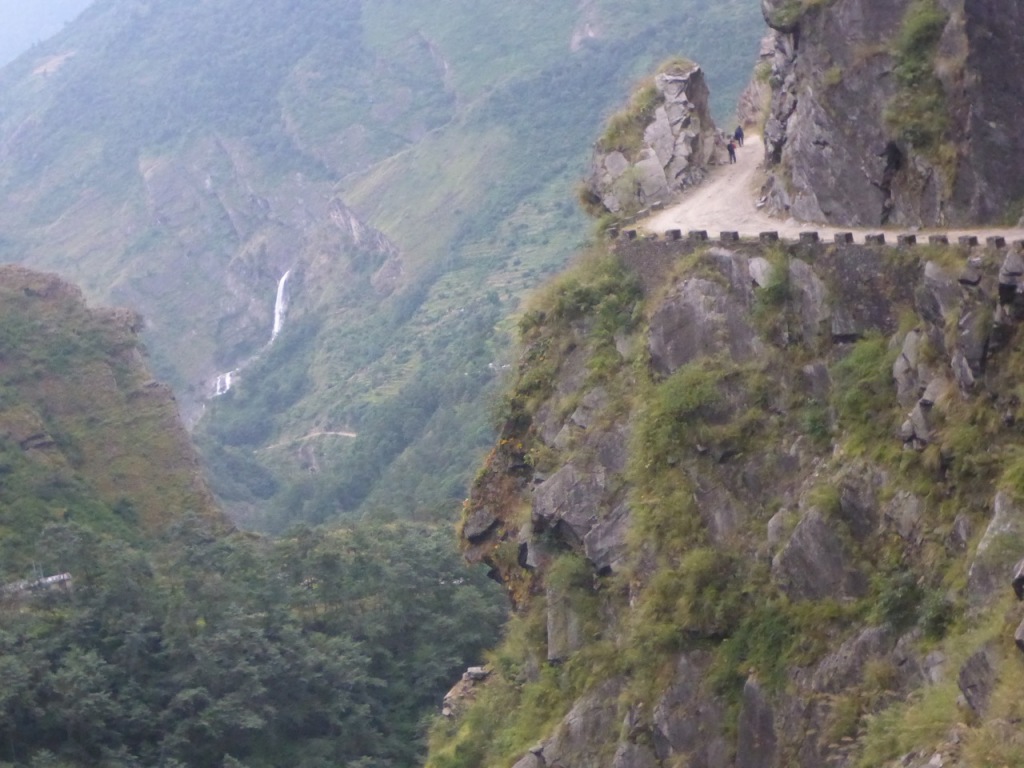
[0,0,93,66]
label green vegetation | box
[831,334,901,453]
[509,246,642,420]
[0,268,218,572]
[764,0,835,30]
[0,518,504,768]
[0,266,504,768]
[434,235,1024,767]
[597,80,664,159]
[596,57,700,160]
[885,0,955,173]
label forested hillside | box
[0,265,218,573]
[0,0,764,530]
[1,517,503,767]
[0,266,504,767]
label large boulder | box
[736,677,778,768]
[611,743,659,768]
[546,581,585,663]
[957,647,996,716]
[587,62,719,215]
[967,492,1024,602]
[583,501,632,575]
[539,680,623,766]
[532,462,607,549]
[648,251,761,374]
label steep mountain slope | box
[0,265,218,576]
[427,4,1024,762]
[0,0,764,528]
[435,231,1024,768]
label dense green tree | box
[0,518,504,767]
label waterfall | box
[271,269,292,343]
[214,370,235,397]
[208,269,292,401]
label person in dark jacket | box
[727,140,737,163]
[734,125,744,146]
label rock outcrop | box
[586,61,720,215]
[760,0,1024,227]
[442,233,1024,768]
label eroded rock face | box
[587,62,719,214]
[968,492,1024,602]
[532,462,606,549]
[455,237,1024,768]
[957,647,996,716]
[546,580,585,662]
[761,0,1024,226]
[611,743,659,768]
[736,677,777,768]
[772,510,866,601]
[735,33,775,131]
[652,654,730,767]
[583,500,632,575]
[539,680,623,767]
[648,249,761,374]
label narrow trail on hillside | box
[257,430,359,453]
[643,135,1024,243]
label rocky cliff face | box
[433,234,1024,768]
[586,61,721,215]
[760,0,1024,228]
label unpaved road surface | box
[643,136,1024,244]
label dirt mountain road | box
[642,136,1024,244]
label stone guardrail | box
[613,227,1024,250]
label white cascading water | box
[271,269,292,343]
[213,370,234,397]
[212,269,292,398]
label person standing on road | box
[727,140,737,164]
[734,125,744,146]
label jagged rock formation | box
[437,235,1024,768]
[586,61,720,215]
[760,0,1024,227]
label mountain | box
[0,266,504,768]
[430,0,1024,763]
[0,0,765,529]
